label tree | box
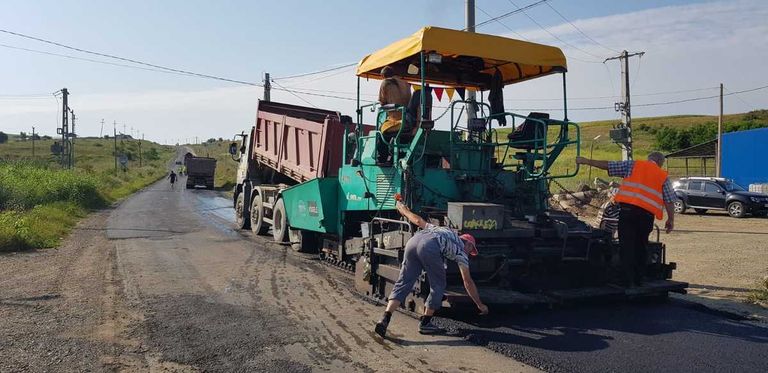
[207,138,217,143]
[19,132,27,141]
[104,134,110,139]
[0,131,7,144]
[42,135,52,140]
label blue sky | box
[1,0,766,143]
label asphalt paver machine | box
[232,27,687,312]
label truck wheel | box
[250,194,269,235]
[272,198,289,243]
[235,193,250,230]
[289,228,317,253]
[728,201,745,218]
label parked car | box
[672,177,768,218]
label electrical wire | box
[270,80,317,108]
[473,0,550,29]
[0,29,262,87]
[506,0,605,61]
[545,1,620,54]
[475,5,530,41]
[476,4,602,64]
[0,43,200,78]
[272,63,357,81]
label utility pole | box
[31,126,36,158]
[263,72,271,101]
[114,121,118,171]
[465,0,477,125]
[70,110,76,168]
[605,51,644,161]
[716,83,723,177]
[100,119,104,138]
[60,88,70,168]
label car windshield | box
[722,181,746,192]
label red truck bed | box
[251,100,347,183]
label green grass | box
[0,136,174,251]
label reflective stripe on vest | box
[614,160,668,219]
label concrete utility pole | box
[605,50,644,161]
[263,72,271,102]
[31,126,36,157]
[465,0,477,125]
[60,88,69,168]
[100,119,104,138]
[70,110,76,167]
[114,121,118,171]
[716,83,723,177]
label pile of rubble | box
[551,178,620,220]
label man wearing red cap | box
[375,201,488,337]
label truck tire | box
[289,228,317,253]
[272,198,289,243]
[250,194,269,235]
[235,193,250,230]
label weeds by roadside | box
[0,140,173,251]
[747,276,768,307]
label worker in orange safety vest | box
[576,152,677,287]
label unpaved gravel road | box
[2,154,768,372]
[0,169,533,372]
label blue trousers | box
[388,231,447,310]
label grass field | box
[0,135,174,251]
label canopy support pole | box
[562,72,568,122]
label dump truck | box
[185,155,217,189]
[230,26,686,313]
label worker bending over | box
[375,201,488,337]
[576,152,676,287]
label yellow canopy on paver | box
[356,26,567,89]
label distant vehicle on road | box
[185,156,216,190]
[672,177,768,218]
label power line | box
[506,0,605,61]
[545,1,620,54]
[270,80,318,108]
[475,4,601,64]
[474,0,550,29]
[475,5,530,41]
[0,29,262,87]
[0,42,201,78]
[272,63,357,81]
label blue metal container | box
[722,127,768,187]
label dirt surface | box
[661,210,768,319]
[0,178,536,372]
[2,151,767,372]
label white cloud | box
[1,0,766,141]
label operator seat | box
[405,86,434,133]
[508,112,549,149]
